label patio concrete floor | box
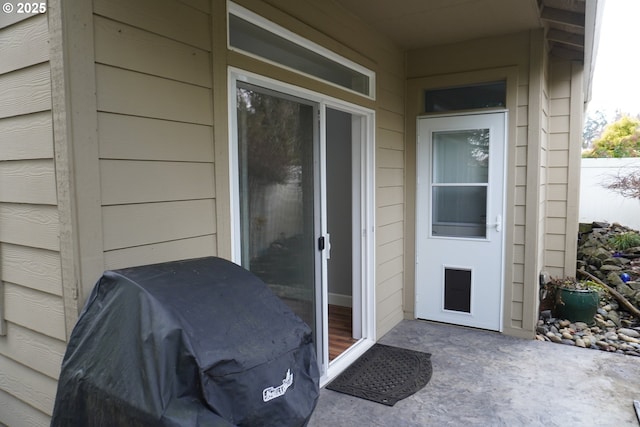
[308,320,640,426]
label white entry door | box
[415,112,506,331]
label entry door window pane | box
[236,84,316,331]
[431,129,489,238]
[433,130,489,183]
[432,187,487,238]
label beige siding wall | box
[0,13,65,425]
[92,0,217,271]
[539,52,550,279]
[522,29,547,331]
[375,73,406,337]
[405,31,545,338]
[545,58,583,277]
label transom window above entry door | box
[425,81,506,113]
[228,2,375,98]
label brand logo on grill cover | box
[262,369,294,402]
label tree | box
[582,110,608,149]
[582,115,640,158]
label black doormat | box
[326,344,432,406]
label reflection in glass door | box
[236,83,320,353]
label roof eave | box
[583,0,605,108]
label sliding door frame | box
[228,68,376,384]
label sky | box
[586,0,640,119]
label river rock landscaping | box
[536,222,640,356]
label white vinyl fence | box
[580,158,640,230]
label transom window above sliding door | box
[228,2,375,98]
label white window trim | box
[227,1,376,100]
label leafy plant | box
[540,276,605,313]
[608,232,640,251]
[576,280,606,293]
[548,277,602,291]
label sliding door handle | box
[318,234,331,258]
[318,233,331,259]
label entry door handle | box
[486,215,502,232]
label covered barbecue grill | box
[51,256,320,426]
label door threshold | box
[320,338,375,387]
[417,317,502,333]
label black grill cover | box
[51,257,319,426]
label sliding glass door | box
[236,83,321,356]
[231,72,376,383]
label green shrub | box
[608,232,640,251]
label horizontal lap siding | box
[0,388,51,427]
[0,112,53,161]
[512,78,530,329]
[0,13,66,423]
[545,58,578,277]
[95,65,212,125]
[4,284,66,341]
[0,63,51,118]
[0,204,59,251]
[94,0,211,51]
[102,200,217,250]
[93,15,211,88]
[100,160,215,205]
[98,114,214,162]
[373,51,405,337]
[0,354,58,416]
[93,0,217,269]
[1,244,62,295]
[540,59,551,283]
[0,160,57,205]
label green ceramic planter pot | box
[555,288,599,325]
